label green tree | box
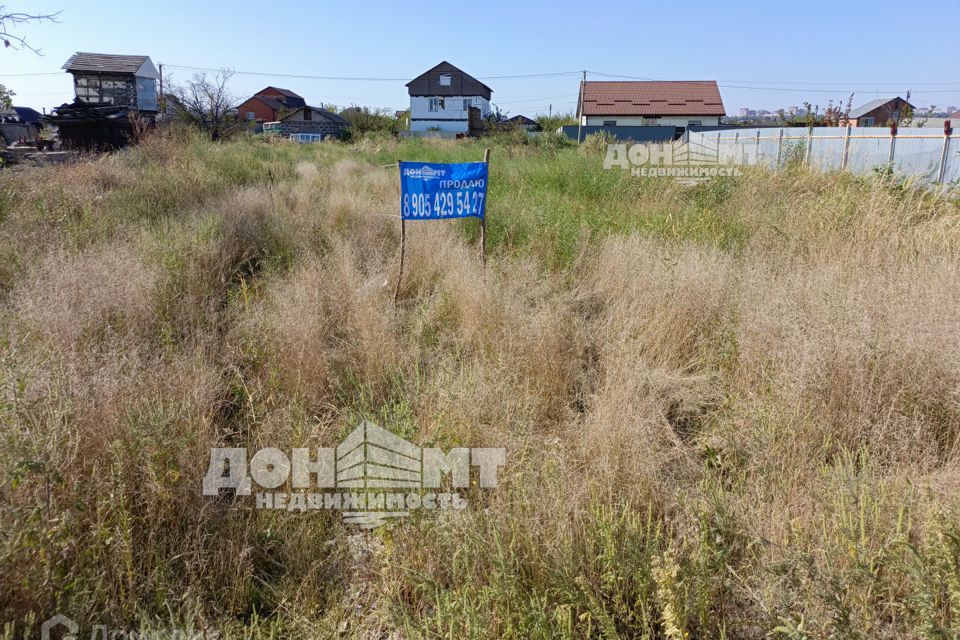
[0,83,13,108]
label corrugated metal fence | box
[686,126,958,185]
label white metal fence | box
[686,126,959,185]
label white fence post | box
[805,126,813,165]
[888,122,897,165]
[841,125,852,171]
[937,120,953,184]
[776,128,784,168]
[755,129,761,165]
[733,130,739,165]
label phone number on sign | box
[402,191,485,218]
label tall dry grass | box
[0,132,958,639]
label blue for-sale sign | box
[399,161,488,220]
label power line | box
[0,72,62,77]
[495,93,577,105]
[164,64,407,81]
[587,71,958,86]
[163,64,582,82]
[3,66,957,99]
[480,71,580,80]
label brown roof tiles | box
[578,81,725,117]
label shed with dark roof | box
[60,51,159,112]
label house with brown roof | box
[237,87,307,124]
[406,61,492,133]
[577,80,725,129]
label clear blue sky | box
[2,0,958,117]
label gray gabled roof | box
[62,52,154,76]
[847,97,899,119]
[280,105,348,125]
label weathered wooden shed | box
[49,52,159,149]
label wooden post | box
[776,128,784,169]
[840,125,852,171]
[755,128,761,165]
[937,120,952,184]
[158,63,164,114]
[394,160,405,306]
[481,148,490,268]
[888,121,898,165]
[805,126,813,165]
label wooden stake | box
[394,160,405,306]
[481,148,490,269]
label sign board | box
[399,161,488,220]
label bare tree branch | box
[169,69,243,141]
[0,6,62,54]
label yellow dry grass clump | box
[0,131,958,639]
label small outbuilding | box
[504,115,541,132]
[265,105,348,139]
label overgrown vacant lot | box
[1,132,959,639]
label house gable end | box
[406,61,492,99]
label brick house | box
[237,87,307,123]
[842,97,915,127]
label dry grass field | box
[1,131,959,638]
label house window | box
[246,111,255,120]
[688,120,702,127]
[429,98,443,112]
[439,73,451,87]
[642,117,657,126]
[463,98,472,111]
[603,120,617,126]
[890,110,900,122]
[303,109,312,121]
[861,117,875,126]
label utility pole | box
[576,70,586,144]
[158,63,164,114]
[549,104,552,118]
